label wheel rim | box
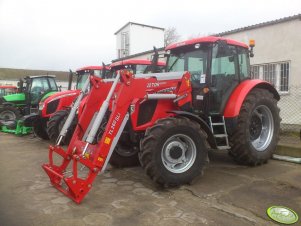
[0,110,16,120]
[161,134,197,174]
[249,105,274,152]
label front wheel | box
[47,109,76,145]
[229,88,280,165]
[33,119,49,140]
[139,117,209,187]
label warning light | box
[249,39,255,47]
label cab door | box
[209,42,239,114]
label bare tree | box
[164,27,181,47]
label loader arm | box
[42,70,192,203]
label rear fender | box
[223,79,279,118]
[168,110,217,149]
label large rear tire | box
[0,106,21,121]
[139,117,209,187]
[47,109,76,145]
[229,88,280,165]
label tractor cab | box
[23,75,58,108]
[74,66,109,90]
[109,59,166,78]
[165,37,251,115]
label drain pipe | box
[273,154,301,164]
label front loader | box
[46,58,165,146]
[43,36,280,203]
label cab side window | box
[237,47,250,79]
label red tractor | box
[43,36,280,203]
[46,59,165,145]
[0,85,18,97]
[33,66,108,140]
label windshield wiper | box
[168,56,181,72]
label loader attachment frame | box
[42,70,192,203]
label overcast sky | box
[0,0,300,71]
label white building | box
[115,22,164,59]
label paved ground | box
[0,132,300,226]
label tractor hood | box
[39,89,80,117]
[40,91,59,102]
[2,93,25,103]
[42,90,80,104]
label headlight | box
[39,102,45,110]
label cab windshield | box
[167,45,209,82]
[76,69,102,89]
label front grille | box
[137,100,157,126]
[46,99,59,115]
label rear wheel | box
[47,109,76,145]
[229,88,280,165]
[0,106,21,121]
[139,117,209,187]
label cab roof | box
[110,59,166,68]
[165,36,248,51]
[0,85,17,89]
[76,65,108,72]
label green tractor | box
[0,75,59,135]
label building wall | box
[115,23,164,58]
[222,19,301,125]
[130,24,164,55]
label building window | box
[121,32,129,57]
[280,62,289,92]
[250,61,290,93]
[250,65,260,79]
[263,64,276,86]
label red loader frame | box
[43,70,191,203]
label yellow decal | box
[84,153,90,159]
[97,157,103,162]
[186,79,190,87]
[104,137,111,145]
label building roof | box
[217,14,301,36]
[114,22,165,35]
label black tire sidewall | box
[0,106,21,120]
[244,97,279,160]
[151,124,207,185]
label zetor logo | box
[146,83,159,88]
[108,112,121,136]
